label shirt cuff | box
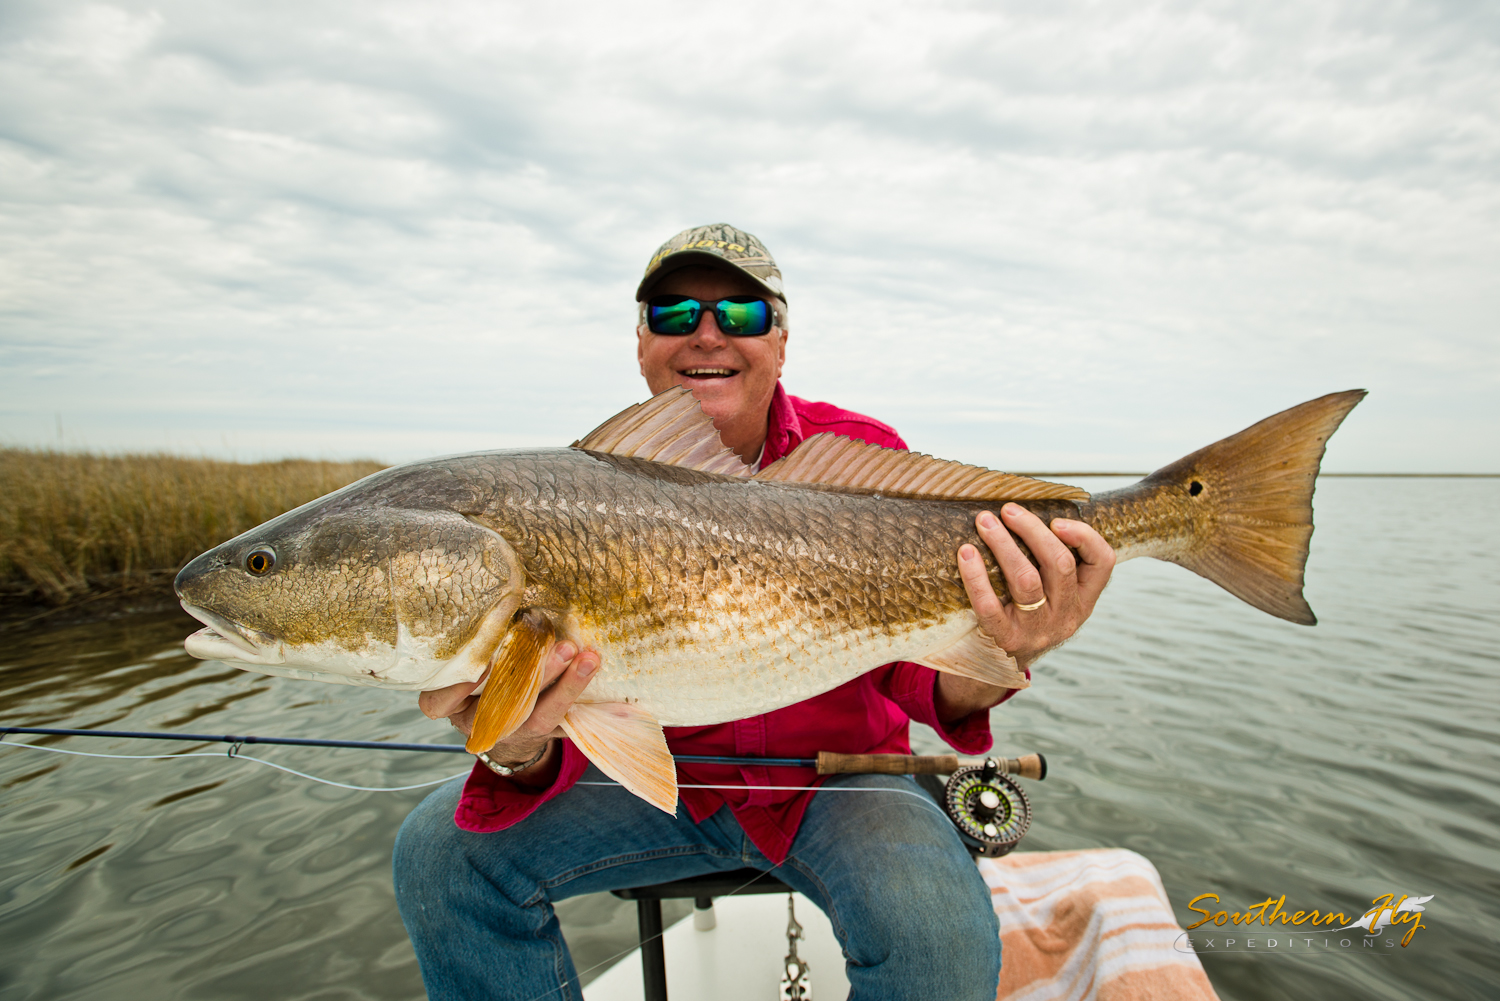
[887,661,1030,756]
[452,739,589,833]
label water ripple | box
[2,479,1497,999]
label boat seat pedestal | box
[611,869,793,1001]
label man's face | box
[637,266,787,428]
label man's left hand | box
[937,503,1116,721]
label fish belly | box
[576,610,979,727]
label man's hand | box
[938,503,1115,722]
[417,641,599,782]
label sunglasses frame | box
[642,295,781,337]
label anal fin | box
[917,628,1030,691]
[465,610,554,754]
[561,701,679,815]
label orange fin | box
[917,628,1030,691]
[755,434,1088,503]
[572,386,750,476]
[1165,388,1367,625]
[1114,388,1367,625]
[560,701,678,815]
[465,611,554,754]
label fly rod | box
[0,726,1046,778]
[0,726,470,754]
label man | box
[394,224,1115,1001]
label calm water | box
[1,478,1496,1000]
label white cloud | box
[1,0,1496,471]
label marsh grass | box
[1,449,385,604]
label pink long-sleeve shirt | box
[453,383,1022,863]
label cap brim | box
[636,251,785,302]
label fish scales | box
[454,449,1049,724]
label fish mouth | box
[180,601,284,665]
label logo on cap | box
[637,223,785,302]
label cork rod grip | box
[1003,753,1047,781]
[815,752,960,775]
[962,754,1049,780]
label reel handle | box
[815,752,1046,780]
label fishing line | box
[0,741,469,793]
[0,726,473,755]
[0,727,819,768]
[0,739,945,802]
[0,739,947,802]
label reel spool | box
[942,758,1033,858]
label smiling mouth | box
[680,368,738,379]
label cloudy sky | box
[2,0,1496,472]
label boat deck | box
[586,891,847,1000]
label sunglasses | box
[644,295,777,337]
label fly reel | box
[942,757,1038,858]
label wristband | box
[476,742,550,777]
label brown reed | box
[0,449,385,604]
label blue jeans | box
[393,767,1000,1001]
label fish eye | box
[245,547,277,576]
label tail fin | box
[1122,390,1365,625]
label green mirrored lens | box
[647,297,702,335]
[714,297,771,336]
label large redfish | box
[175,388,1364,812]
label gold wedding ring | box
[1013,596,1047,612]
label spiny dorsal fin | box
[571,386,750,476]
[755,433,1089,503]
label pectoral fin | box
[465,611,554,754]
[560,701,678,815]
[917,628,1030,691]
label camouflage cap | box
[636,223,785,303]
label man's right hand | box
[418,641,599,781]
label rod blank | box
[1,727,1045,779]
[0,726,470,753]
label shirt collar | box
[760,381,803,468]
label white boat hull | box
[585,892,847,1001]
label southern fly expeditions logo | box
[1175,892,1435,955]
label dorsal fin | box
[571,386,751,476]
[754,433,1089,503]
[574,387,1088,502]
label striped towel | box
[978,849,1219,1001]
